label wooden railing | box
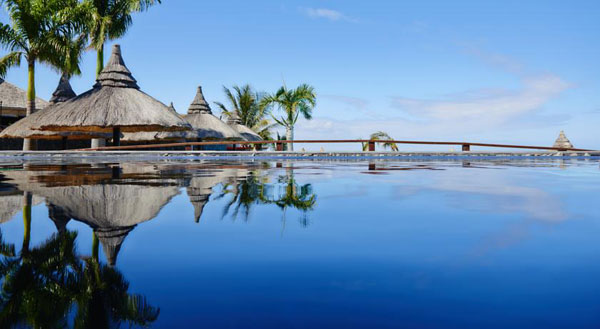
[77,139,593,152]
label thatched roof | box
[0,192,43,224]
[187,172,228,222]
[183,87,243,140]
[226,113,262,142]
[47,202,70,232]
[0,79,48,111]
[33,45,192,133]
[95,226,134,266]
[0,76,111,140]
[121,102,190,141]
[49,74,76,104]
[553,131,573,149]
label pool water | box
[0,159,599,328]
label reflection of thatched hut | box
[225,112,262,142]
[187,172,228,222]
[0,192,43,224]
[0,75,111,141]
[183,86,242,141]
[31,45,191,146]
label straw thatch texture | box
[183,86,242,140]
[553,131,573,149]
[0,193,43,223]
[0,76,111,140]
[34,45,191,133]
[0,79,48,111]
[226,113,262,141]
[49,74,76,104]
[187,172,227,222]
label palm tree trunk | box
[92,232,99,261]
[23,60,36,151]
[22,192,32,254]
[91,44,106,149]
[286,126,294,151]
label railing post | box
[368,141,375,152]
[462,144,470,152]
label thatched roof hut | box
[0,79,48,119]
[187,172,228,222]
[225,112,262,141]
[183,86,243,140]
[122,103,189,142]
[32,45,191,145]
[0,76,111,140]
[552,131,574,150]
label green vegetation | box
[362,131,399,151]
[0,0,88,150]
[86,0,161,76]
[214,84,275,140]
[260,84,316,151]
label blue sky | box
[2,0,599,149]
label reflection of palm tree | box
[0,222,159,327]
[220,168,316,227]
[0,231,80,328]
[74,257,159,328]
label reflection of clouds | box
[433,172,568,222]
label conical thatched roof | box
[47,202,70,232]
[0,76,111,140]
[0,79,48,110]
[49,74,76,104]
[33,45,191,133]
[95,226,134,266]
[226,113,262,142]
[183,86,243,140]
[186,172,227,222]
[552,131,573,149]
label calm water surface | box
[0,159,599,328]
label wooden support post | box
[276,141,283,151]
[60,137,67,150]
[368,163,376,171]
[462,144,470,152]
[276,162,283,168]
[368,141,375,152]
[112,127,121,147]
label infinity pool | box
[0,159,599,328]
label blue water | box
[0,159,599,328]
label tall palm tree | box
[0,0,87,150]
[260,84,316,151]
[362,131,399,151]
[86,0,161,77]
[214,84,275,140]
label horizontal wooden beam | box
[77,139,594,152]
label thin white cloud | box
[301,8,357,22]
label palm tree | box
[0,0,87,150]
[86,0,161,77]
[362,131,399,151]
[214,84,275,140]
[260,84,316,151]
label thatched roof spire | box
[225,112,242,125]
[188,86,212,114]
[553,131,573,149]
[49,74,76,104]
[95,226,134,266]
[225,112,262,142]
[32,44,191,134]
[47,202,70,233]
[94,44,138,89]
[168,102,177,113]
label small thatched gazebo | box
[225,112,262,142]
[0,74,112,142]
[33,44,191,146]
[183,86,243,141]
[122,103,189,142]
[553,131,574,150]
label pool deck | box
[1,150,599,161]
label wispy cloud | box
[301,8,357,22]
